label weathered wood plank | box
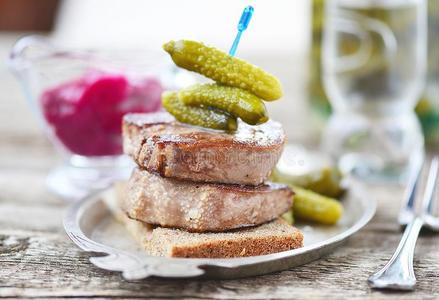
[0,136,56,171]
[0,229,438,299]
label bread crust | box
[112,184,303,258]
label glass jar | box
[321,0,427,181]
[309,0,439,148]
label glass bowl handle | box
[329,11,398,74]
[8,35,54,74]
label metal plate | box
[64,179,376,280]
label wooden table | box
[1,33,438,299]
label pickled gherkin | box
[292,186,343,225]
[271,144,345,198]
[271,166,344,198]
[162,91,237,131]
[163,40,283,101]
[179,83,268,125]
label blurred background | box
[2,0,438,141]
[0,0,312,141]
[1,0,438,198]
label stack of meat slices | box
[113,112,303,258]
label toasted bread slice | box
[120,213,303,258]
[123,112,285,186]
[123,168,293,232]
[110,187,302,258]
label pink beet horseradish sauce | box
[41,72,163,156]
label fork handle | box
[368,217,424,290]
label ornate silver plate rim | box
[64,180,376,280]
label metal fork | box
[368,156,439,290]
[397,152,424,226]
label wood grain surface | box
[0,34,438,300]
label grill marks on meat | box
[123,112,285,186]
[122,112,293,232]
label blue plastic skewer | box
[229,6,254,57]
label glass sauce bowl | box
[8,35,176,200]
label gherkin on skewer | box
[163,40,283,101]
[179,83,268,125]
[162,91,237,131]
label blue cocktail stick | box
[229,6,254,57]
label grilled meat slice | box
[123,112,285,186]
[122,168,293,232]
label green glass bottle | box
[417,1,439,145]
[309,0,331,117]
